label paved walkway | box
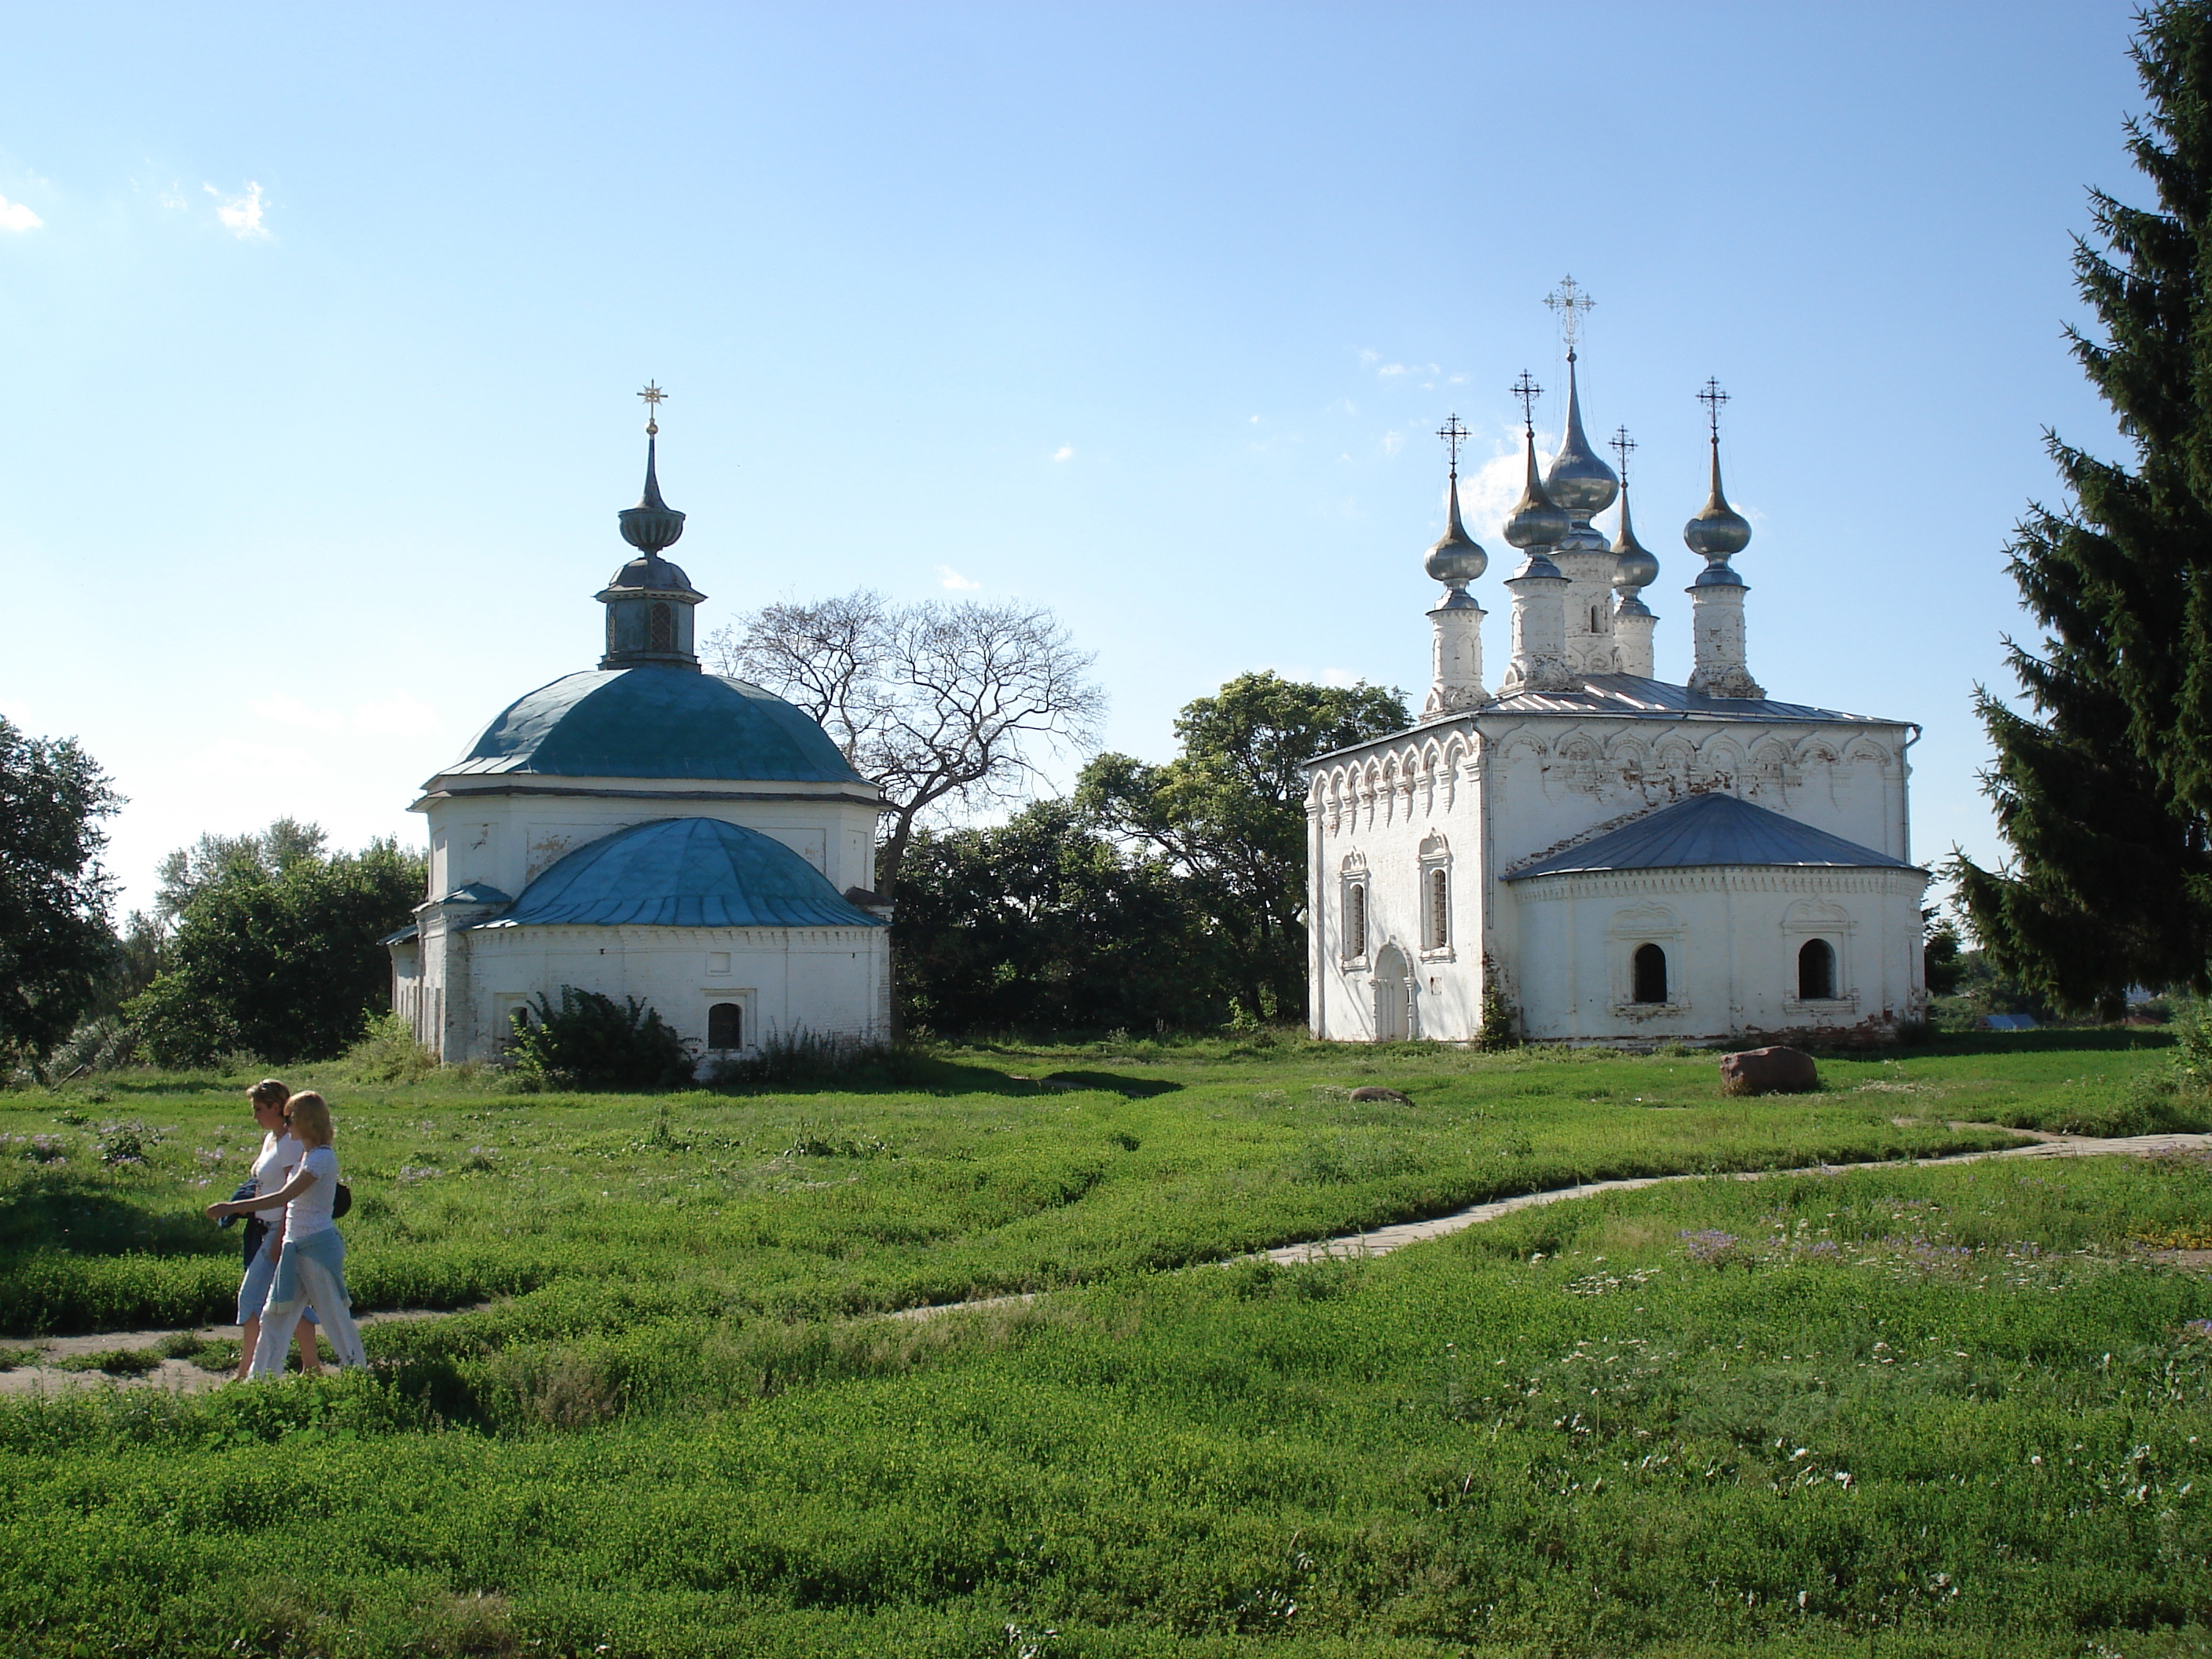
[13,1128,2209,1387]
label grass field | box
[3,1031,2210,1655]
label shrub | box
[339,1012,441,1084]
[508,987,694,1090]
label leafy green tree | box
[895,798,1215,1033]
[1954,2,2212,1017]
[155,817,328,919]
[132,830,426,1065]
[1078,672,1408,1021]
[0,718,122,1060]
[508,987,694,1089]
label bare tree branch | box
[704,593,1104,898]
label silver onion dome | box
[1610,478,1661,595]
[1424,471,1489,593]
[1684,439,1751,587]
[1503,430,1572,559]
[1544,356,1619,547]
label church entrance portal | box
[1372,943,1412,1041]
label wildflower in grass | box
[1679,1229,1738,1265]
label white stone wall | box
[1507,866,1928,1042]
[1306,708,1921,1044]
[432,921,891,1064]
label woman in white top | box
[226,1079,322,1382]
[205,1091,368,1376]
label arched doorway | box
[1798,939,1836,1001]
[1632,943,1668,1005]
[1372,943,1411,1041]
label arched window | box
[1632,943,1668,1005]
[1345,882,1367,961]
[707,1002,743,1050]
[1798,939,1835,1001]
[1428,866,1448,950]
[650,602,674,652]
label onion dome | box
[1684,438,1751,586]
[618,436,687,555]
[1423,470,1488,599]
[1502,429,1571,575]
[1544,355,1619,541]
[1610,477,1661,595]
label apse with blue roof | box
[1303,280,1930,1046]
[387,387,891,1066]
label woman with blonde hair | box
[205,1090,367,1376]
[219,1079,322,1381]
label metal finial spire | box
[1545,275,1595,360]
[639,380,668,438]
[1435,414,1470,476]
[1510,371,1543,434]
[1697,377,1729,443]
[1609,425,1636,486]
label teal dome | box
[445,666,862,784]
[479,817,884,929]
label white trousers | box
[250,1243,367,1376]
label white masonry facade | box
[1306,348,1928,1045]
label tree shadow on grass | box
[1906,1029,2174,1059]
[1039,1070,1184,1098]
[0,1171,232,1258]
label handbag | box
[332,1181,353,1220]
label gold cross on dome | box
[1610,424,1636,484]
[638,381,668,436]
[1697,377,1730,441]
[1545,275,1595,356]
[1435,414,1470,473]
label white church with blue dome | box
[386,413,890,1064]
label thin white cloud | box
[0,195,42,233]
[1382,430,1404,457]
[1052,445,1075,462]
[207,181,270,239]
[936,565,982,591]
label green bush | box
[338,1011,440,1084]
[508,986,694,1090]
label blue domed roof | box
[443,666,862,784]
[479,817,885,929]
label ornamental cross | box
[1610,424,1636,485]
[639,380,668,436]
[1545,274,1595,356]
[1509,371,1543,433]
[1697,377,1729,441]
[1435,414,1470,474]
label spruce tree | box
[1954,1,2212,1016]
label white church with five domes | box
[1305,311,1928,1046]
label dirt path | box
[18,1128,2210,1382]
[0,1308,475,1399]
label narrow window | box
[650,602,674,652]
[1428,866,1448,950]
[1798,939,1835,1001]
[1591,605,1602,632]
[1632,943,1668,1005]
[708,1002,743,1049]
[1345,882,1367,960]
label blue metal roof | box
[1504,792,1921,881]
[441,666,863,785]
[474,816,885,930]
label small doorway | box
[1372,943,1411,1041]
[1632,943,1668,1005]
[1798,939,1836,1001]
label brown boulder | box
[1719,1046,1819,1097]
[1349,1086,1413,1104]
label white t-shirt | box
[252,1132,305,1212]
[284,1144,341,1241]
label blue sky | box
[0,2,2148,917]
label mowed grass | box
[3,1031,2209,1656]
